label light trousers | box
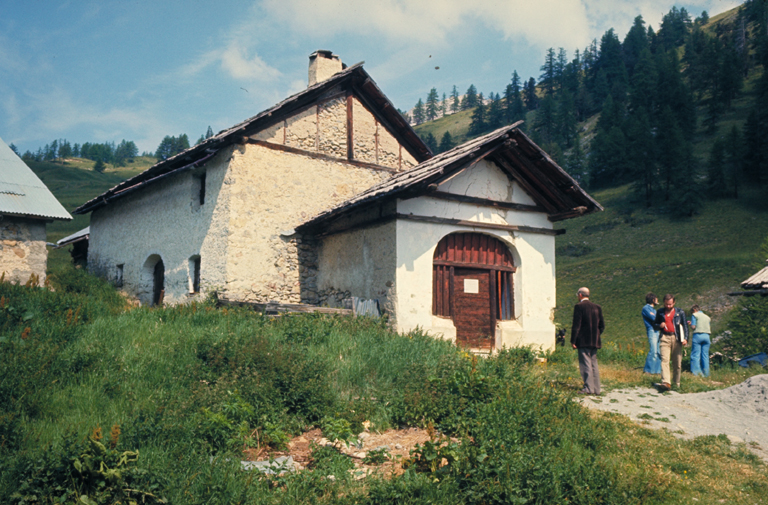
[660,333,683,386]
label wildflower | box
[110,424,121,449]
[21,327,30,339]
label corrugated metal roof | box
[0,136,72,220]
[742,264,768,290]
[56,226,90,248]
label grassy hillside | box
[28,157,149,271]
[555,184,768,346]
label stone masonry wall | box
[0,216,47,285]
[222,143,391,304]
[250,96,420,171]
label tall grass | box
[2,272,765,503]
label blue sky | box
[0,0,741,156]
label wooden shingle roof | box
[742,264,768,290]
[74,63,430,215]
[297,123,602,233]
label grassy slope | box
[554,185,768,345]
[29,157,150,271]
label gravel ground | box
[578,374,768,460]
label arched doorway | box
[433,233,515,349]
[142,254,165,306]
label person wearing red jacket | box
[654,294,689,391]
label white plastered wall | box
[393,159,557,351]
[88,148,232,305]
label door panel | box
[453,268,493,349]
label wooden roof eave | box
[75,63,431,215]
[296,136,512,234]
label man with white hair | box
[571,287,605,395]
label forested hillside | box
[414,1,768,218]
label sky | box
[0,0,742,156]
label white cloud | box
[220,43,282,82]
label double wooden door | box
[432,233,516,350]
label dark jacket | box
[571,299,605,349]
[654,307,689,343]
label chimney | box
[308,50,343,87]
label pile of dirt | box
[579,374,768,460]
[245,426,435,478]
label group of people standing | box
[568,287,712,396]
[643,292,712,391]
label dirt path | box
[578,374,768,460]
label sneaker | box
[658,382,671,392]
[577,388,591,395]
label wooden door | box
[453,268,493,349]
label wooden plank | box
[248,139,397,173]
[395,213,565,236]
[503,148,570,209]
[433,259,516,272]
[489,267,497,341]
[312,214,396,239]
[217,298,352,315]
[490,154,559,214]
[346,92,354,160]
[426,191,545,213]
[449,266,455,318]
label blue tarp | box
[738,352,768,368]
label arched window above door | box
[432,233,515,325]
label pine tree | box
[441,92,447,117]
[206,126,214,139]
[623,15,649,76]
[413,99,425,125]
[426,88,440,121]
[539,48,557,96]
[439,131,455,153]
[462,85,478,110]
[724,125,744,198]
[487,93,504,130]
[469,97,487,135]
[564,134,587,183]
[422,132,438,153]
[625,107,656,206]
[8,143,18,156]
[707,139,727,197]
[556,90,577,147]
[629,48,657,113]
[93,158,106,173]
[451,85,460,114]
[523,77,538,110]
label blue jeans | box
[643,328,661,374]
[690,333,711,377]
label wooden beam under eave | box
[490,154,559,214]
[548,206,589,222]
[346,91,354,161]
[503,148,570,210]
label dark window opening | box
[115,264,124,288]
[190,255,201,293]
[198,172,206,205]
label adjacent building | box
[0,136,72,285]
